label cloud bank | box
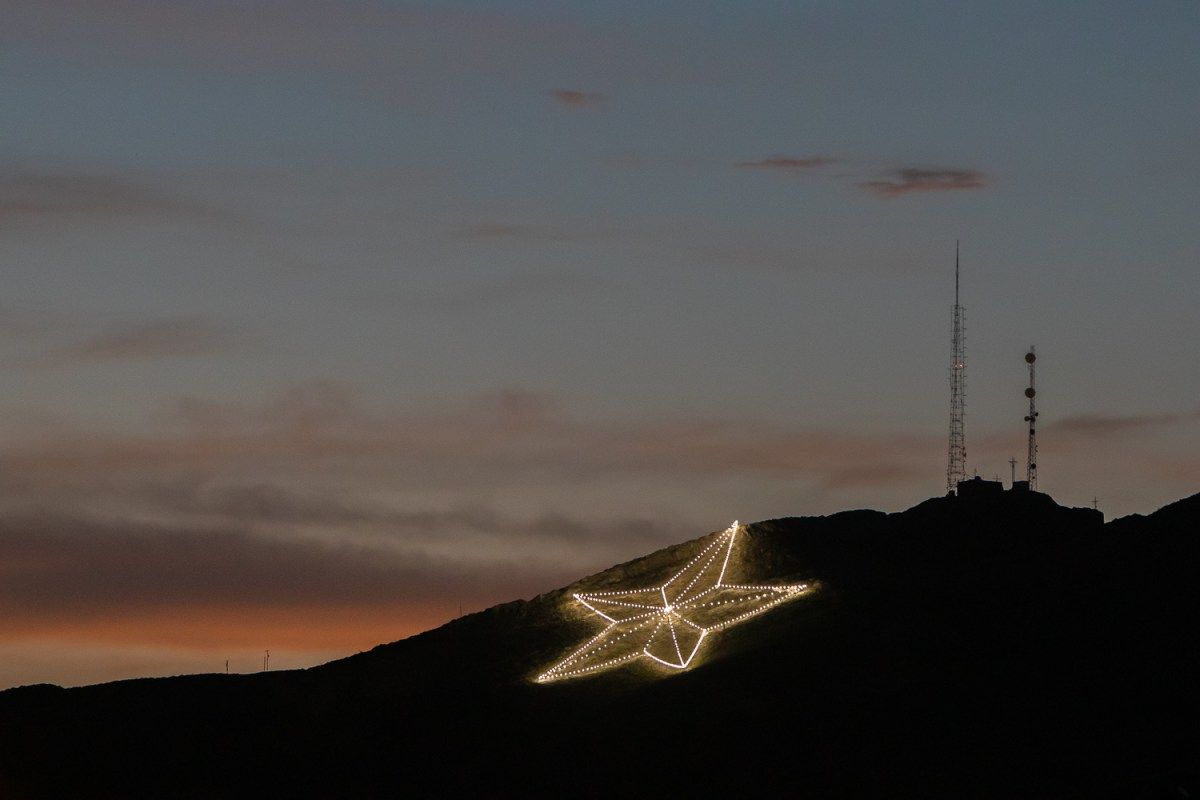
[2,383,1198,687]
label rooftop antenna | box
[1024,347,1038,490]
[1008,457,1017,486]
[946,242,967,494]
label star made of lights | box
[536,521,810,683]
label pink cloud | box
[549,89,605,108]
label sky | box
[1,0,1198,688]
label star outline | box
[536,522,810,683]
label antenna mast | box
[1024,347,1038,489]
[946,242,967,493]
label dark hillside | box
[2,490,1198,798]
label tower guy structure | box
[946,242,967,493]
[1024,347,1038,489]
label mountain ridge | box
[2,489,1198,798]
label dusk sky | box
[2,0,1198,688]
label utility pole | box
[263,650,270,672]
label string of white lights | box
[542,616,659,677]
[669,540,728,605]
[536,522,813,683]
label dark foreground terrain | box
[2,488,1198,798]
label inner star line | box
[535,521,810,682]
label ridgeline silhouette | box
[2,488,1198,798]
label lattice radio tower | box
[946,242,967,493]
[1024,347,1038,489]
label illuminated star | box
[536,521,810,682]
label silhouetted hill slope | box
[3,490,1199,798]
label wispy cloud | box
[1049,410,1196,437]
[7,385,1196,684]
[0,383,935,680]
[459,223,537,239]
[549,88,605,108]
[37,316,240,366]
[821,464,920,489]
[0,511,565,648]
[859,167,987,197]
[7,2,580,76]
[407,271,604,313]
[736,155,839,170]
[0,495,692,659]
[2,383,934,493]
[123,476,681,554]
[0,508,651,616]
[452,221,613,246]
[0,306,69,338]
[0,169,227,227]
